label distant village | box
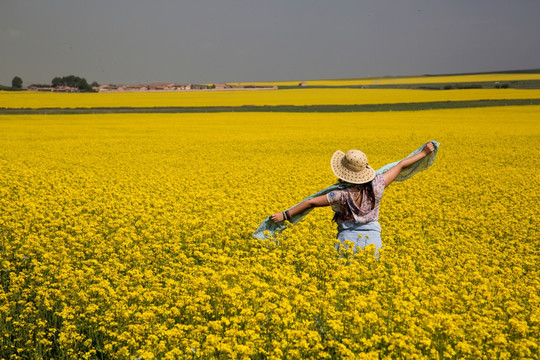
[26,82,278,93]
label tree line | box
[3,75,99,92]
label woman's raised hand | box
[422,142,435,154]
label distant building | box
[174,84,191,90]
[27,86,48,92]
[118,85,148,92]
[54,86,78,93]
[214,83,230,90]
[148,83,175,91]
[98,85,118,92]
[94,82,277,92]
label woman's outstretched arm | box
[270,194,329,223]
[383,142,435,187]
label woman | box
[270,142,435,253]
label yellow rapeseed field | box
[2,88,540,109]
[0,105,538,359]
[246,73,540,86]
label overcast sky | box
[1,0,539,86]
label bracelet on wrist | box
[282,211,289,221]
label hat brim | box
[331,150,376,184]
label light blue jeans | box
[335,221,382,255]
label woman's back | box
[326,174,386,224]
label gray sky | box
[1,0,539,86]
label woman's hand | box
[270,212,285,223]
[422,142,435,155]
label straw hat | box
[331,149,376,184]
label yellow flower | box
[0,89,538,359]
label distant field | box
[242,73,540,86]
[2,88,540,109]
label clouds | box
[1,0,539,86]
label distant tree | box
[64,75,78,88]
[91,81,100,87]
[52,77,63,87]
[51,75,96,92]
[76,78,92,91]
[12,76,23,89]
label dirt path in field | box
[1,99,540,115]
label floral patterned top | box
[326,175,385,224]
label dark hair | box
[332,179,376,223]
[338,178,376,210]
[363,181,376,210]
